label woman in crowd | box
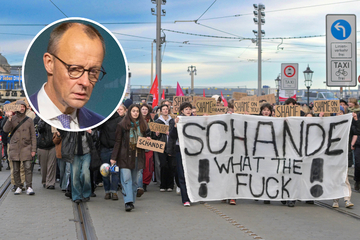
[169,102,192,207]
[110,104,151,212]
[138,103,154,194]
[259,103,272,204]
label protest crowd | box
[0,90,358,212]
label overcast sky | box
[1,0,360,90]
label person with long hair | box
[169,102,192,206]
[110,104,150,212]
[138,103,154,194]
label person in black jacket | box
[1,114,9,170]
[37,119,56,189]
[154,104,175,192]
[98,111,124,200]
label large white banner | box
[177,114,352,202]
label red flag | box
[161,89,165,100]
[203,89,205,97]
[150,75,158,95]
[152,93,158,108]
[221,91,228,107]
[176,82,185,96]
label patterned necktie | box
[57,114,71,129]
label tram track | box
[0,174,11,203]
[315,200,360,221]
[72,201,98,240]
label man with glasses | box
[29,22,106,129]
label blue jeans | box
[100,147,119,193]
[58,159,70,190]
[137,169,143,189]
[120,158,141,204]
[71,153,91,201]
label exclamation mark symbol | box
[310,158,324,198]
[198,159,210,198]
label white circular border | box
[22,17,128,132]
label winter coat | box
[99,112,124,149]
[154,116,176,155]
[111,123,150,170]
[59,131,95,163]
[37,120,55,150]
[3,113,36,161]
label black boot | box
[143,184,147,192]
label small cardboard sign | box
[51,126,58,133]
[192,96,210,105]
[3,104,21,112]
[173,96,192,113]
[234,101,260,114]
[195,99,216,115]
[258,94,276,104]
[212,106,228,115]
[148,122,169,134]
[313,100,340,114]
[274,105,301,117]
[136,137,165,153]
[232,92,248,100]
[169,113,177,119]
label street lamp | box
[275,74,281,105]
[303,65,314,106]
[187,65,197,95]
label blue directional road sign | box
[326,14,356,87]
[331,20,351,40]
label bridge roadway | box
[0,164,359,240]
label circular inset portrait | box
[23,17,128,131]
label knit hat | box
[123,99,133,109]
[4,100,10,104]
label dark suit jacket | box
[30,91,104,129]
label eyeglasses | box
[50,53,106,83]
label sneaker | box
[11,185,16,192]
[26,187,35,195]
[176,187,181,195]
[14,187,22,195]
[137,188,144,197]
[125,203,133,212]
[332,200,339,208]
[160,189,166,192]
[184,201,191,207]
[229,199,236,205]
[97,182,104,187]
[287,201,295,207]
[263,200,270,204]
[112,193,119,200]
[167,188,173,192]
[104,193,111,200]
[345,200,354,208]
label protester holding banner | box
[139,103,154,193]
[340,99,349,114]
[169,102,192,206]
[110,104,151,212]
[154,104,176,192]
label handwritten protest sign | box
[3,104,21,112]
[212,106,227,115]
[177,114,352,202]
[149,122,169,134]
[232,92,248,100]
[313,100,340,114]
[192,96,213,105]
[195,99,216,115]
[234,101,259,114]
[136,137,165,153]
[274,105,301,117]
[173,96,192,113]
[169,113,177,119]
[258,94,276,104]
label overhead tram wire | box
[49,0,68,18]
[196,0,360,21]
[197,0,218,21]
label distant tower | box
[0,53,11,74]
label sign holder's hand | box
[352,112,358,121]
[110,159,116,165]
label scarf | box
[129,121,142,150]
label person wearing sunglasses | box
[29,22,106,129]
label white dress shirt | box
[37,83,79,130]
